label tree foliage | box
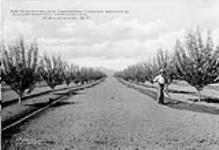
[1,39,39,103]
[174,29,219,101]
[63,63,78,86]
[78,67,106,84]
[39,55,65,90]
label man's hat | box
[160,69,164,73]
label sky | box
[1,0,219,70]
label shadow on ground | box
[169,89,196,95]
[25,91,83,108]
[165,100,219,115]
[54,90,84,96]
[25,101,80,108]
[123,82,219,115]
[189,97,219,104]
[51,101,80,107]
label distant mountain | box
[96,67,115,76]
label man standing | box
[153,69,166,104]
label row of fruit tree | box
[115,28,219,102]
[1,38,107,104]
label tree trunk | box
[69,88,72,96]
[68,85,72,96]
[18,95,22,104]
[49,88,54,102]
[196,89,201,102]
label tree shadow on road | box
[164,100,219,115]
[188,97,219,104]
[54,90,83,96]
[25,91,83,108]
[168,89,196,94]
[25,101,80,108]
[51,101,80,107]
[25,101,50,108]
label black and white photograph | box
[1,0,219,149]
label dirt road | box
[3,77,219,150]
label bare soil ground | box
[2,77,219,150]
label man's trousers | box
[157,84,164,104]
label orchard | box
[115,28,219,102]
